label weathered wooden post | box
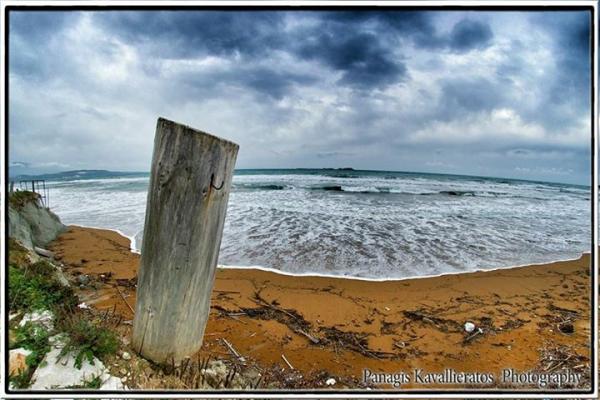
[132,117,239,363]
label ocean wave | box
[235,184,289,190]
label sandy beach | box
[47,225,592,390]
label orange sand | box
[48,225,592,390]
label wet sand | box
[48,225,592,390]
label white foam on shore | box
[216,252,590,283]
[64,223,590,284]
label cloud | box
[295,31,407,89]
[447,19,494,51]
[7,9,592,185]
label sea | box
[38,169,590,280]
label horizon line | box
[7,167,591,188]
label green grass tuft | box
[66,375,103,389]
[58,316,119,369]
[8,262,77,313]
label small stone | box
[9,348,32,377]
[122,351,131,360]
[326,377,336,386]
[119,368,127,376]
[120,376,128,383]
[100,375,124,390]
[77,274,90,285]
[464,322,476,333]
[19,310,54,330]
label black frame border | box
[2,3,597,398]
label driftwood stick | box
[296,328,320,344]
[222,338,246,362]
[463,328,482,344]
[115,286,135,315]
[281,354,294,370]
[250,296,299,321]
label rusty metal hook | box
[210,173,224,191]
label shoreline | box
[45,224,593,390]
[65,223,591,284]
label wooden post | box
[132,117,239,363]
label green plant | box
[9,370,31,389]
[8,262,77,313]
[66,375,103,389]
[58,317,119,369]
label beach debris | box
[222,338,246,363]
[536,343,590,388]
[115,286,135,314]
[403,310,462,333]
[463,327,484,345]
[116,276,137,288]
[540,303,580,336]
[247,291,319,344]
[297,329,320,344]
[213,290,241,295]
[500,318,529,331]
[319,326,395,359]
[326,377,336,386]
[558,322,575,335]
[34,246,55,258]
[464,322,476,333]
[77,302,90,309]
[281,354,295,370]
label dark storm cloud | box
[8,12,74,80]
[321,11,494,52]
[526,11,591,131]
[295,31,407,89]
[447,19,493,51]
[94,11,287,58]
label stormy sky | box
[7,9,592,184]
